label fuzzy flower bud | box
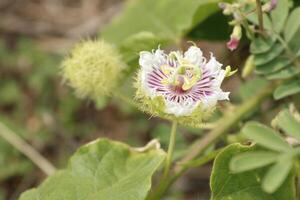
[242,55,255,78]
[135,46,230,127]
[227,25,242,51]
[262,0,278,12]
[218,2,233,15]
[61,40,125,100]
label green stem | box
[147,148,221,200]
[294,160,300,199]
[256,0,264,33]
[148,82,277,199]
[0,121,56,176]
[163,121,178,179]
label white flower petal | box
[184,46,204,66]
[139,51,155,71]
[201,90,230,109]
[139,49,166,71]
[165,99,198,117]
[213,69,226,87]
[140,71,157,98]
[205,54,223,75]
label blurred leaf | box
[266,67,299,80]
[102,0,226,68]
[0,80,21,105]
[270,0,290,33]
[230,151,278,173]
[250,37,274,54]
[255,54,296,74]
[242,122,291,152]
[250,5,300,85]
[210,144,295,200]
[254,43,284,66]
[273,79,300,100]
[262,159,293,193]
[284,7,300,46]
[103,0,225,43]
[237,78,268,101]
[188,12,230,41]
[20,138,165,200]
[276,109,300,141]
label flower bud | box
[242,55,255,78]
[61,40,125,100]
[227,25,242,51]
[219,2,233,15]
[262,0,278,12]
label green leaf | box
[250,37,275,54]
[102,0,223,43]
[255,54,293,74]
[242,122,291,152]
[230,151,278,173]
[20,138,165,200]
[254,43,284,66]
[274,79,300,100]
[188,11,231,41]
[271,0,290,33]
[276,109,300,141]
[262,159,293,193]
[119,31,168,71]
[237,78,268,101]
[266,67,299,80]
[250,5,300,81]
[210,144,295,200]
[102,0,225,68]
[284,7,300,44]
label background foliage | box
[1,0,300,199]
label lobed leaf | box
[273,79,300,100]
[271,0,290,33]
[242,122,291,152]
[19,138,165,200]
[276,109,300,141]
[210,144,295,200]
[262,159,293,193]
[230,151,278,173]
[284,7,300,44]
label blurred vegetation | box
[1,0,299,199]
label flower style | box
[136,46,230,127]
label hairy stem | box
[163,121,178,179]
[0,121,56,176]
[148,82,277,199]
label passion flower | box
[135,46,230,127]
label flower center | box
[160,60,202,93]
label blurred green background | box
[2,0,297,199]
